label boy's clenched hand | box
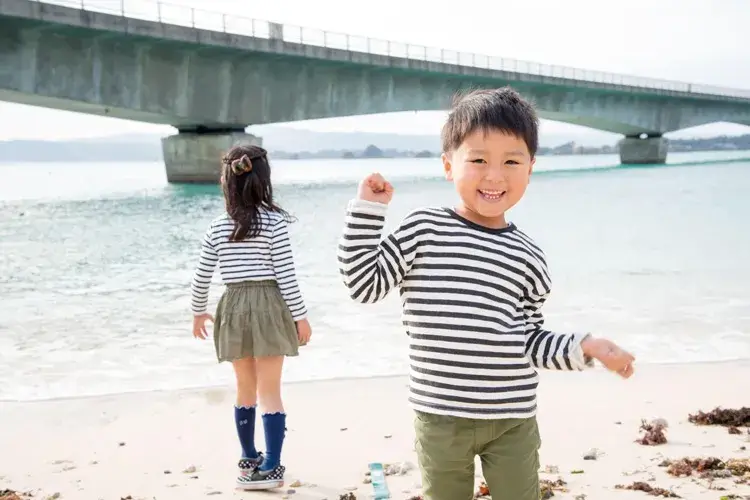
[357,173,394,205]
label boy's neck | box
[453,205,509,230]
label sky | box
[1,0,749,144]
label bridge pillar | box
[161,128,261,183]
[619,135,668,165]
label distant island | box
[0,128,749,162]
[272,134,750,160]
[278,143,438,160]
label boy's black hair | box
[441,86,539,157]
[220,144,292,241]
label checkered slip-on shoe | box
[237,453,264,476]
[236,464,285,490]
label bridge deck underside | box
[1,13,749,135]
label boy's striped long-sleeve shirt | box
[337,199,591,420]
[191,210,307,321]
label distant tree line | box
[274,135,750,160]
[2,134,749,163]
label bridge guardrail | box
[32,0,750,100]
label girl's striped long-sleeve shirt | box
[337,199,592,420]
[190,210,307,321]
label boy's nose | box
[483,165,506,182]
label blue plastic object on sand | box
[368,462,391,499]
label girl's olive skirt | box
[213,280,299,362]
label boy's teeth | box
[480,190,503,199]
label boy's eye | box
[506,160,520,165]
[469,158,487,164]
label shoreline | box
[2,357,749,405]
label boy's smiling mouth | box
[478,189,507,202]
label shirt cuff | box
[347,198,389,216]
[570,333,596,370]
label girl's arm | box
[270,218,307,320]
[190,223,219,315]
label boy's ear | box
[527,157,535,184]
[441,152,453,181]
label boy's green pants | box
[414,411,541,500]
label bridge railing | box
[35,0,750,100]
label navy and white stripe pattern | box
[337,199,590,419]
[191,211,307,321]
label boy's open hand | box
[582,336,635,378]
[357,173,394,205]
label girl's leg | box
[232,357,260,461]
[255,355,286,472]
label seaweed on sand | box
[688,407,750,428]
[659,457,750,482]
[539,478,568,499]
[614,482,680,498]
[660,457,725,478]
[0,491,33,500]
[474,481,490,498]
[636,419,668,445]
[470,477,569,499]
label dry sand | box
[1,361,749,499]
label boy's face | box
[442,129,534,227]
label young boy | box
[336,87,635,500]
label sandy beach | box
[1,361,749,500]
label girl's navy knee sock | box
[259,412,286,471]
[234,405,259,459]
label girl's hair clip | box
[230,154,253,175]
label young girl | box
[190,144,312,490]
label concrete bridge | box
[2,0,750,182]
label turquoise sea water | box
[1,151,749,401]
